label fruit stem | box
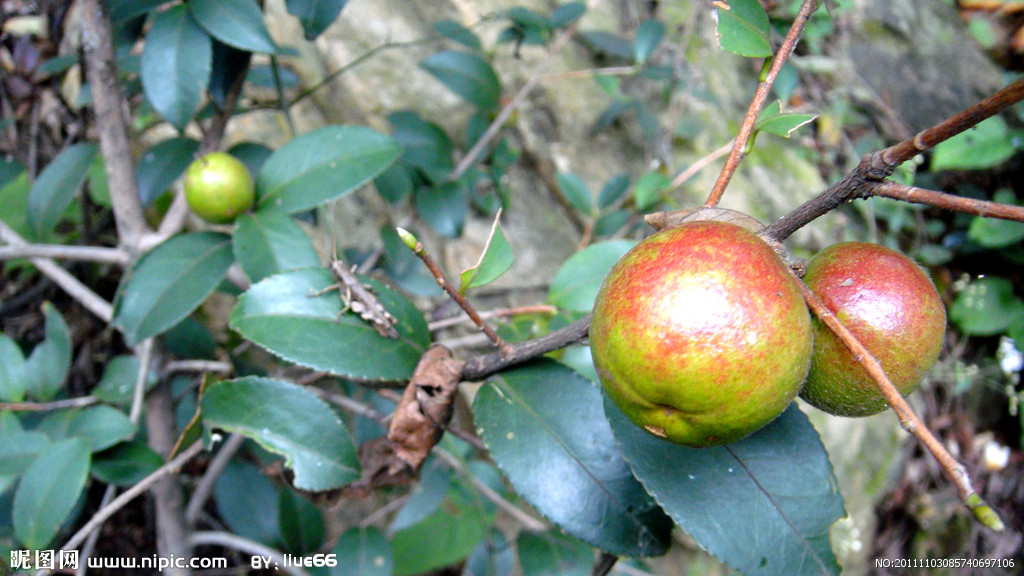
[399,228,514,358]
[793,272,1005,532]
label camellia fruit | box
[183,152,255,224]
[800,242,946,417]
[590,220,813,447]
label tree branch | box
[461,315,590,381]
[867,181,1024,222]
[0,243,130,264]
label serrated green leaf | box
[141,5,212,130]
[201,377,360,491]
[27,143,97,236]
[755,100,818,138]
[232,212,321,283]
[68,405,137,452]
[23,302,71,401]
[556,172,593,216]
[229,268,430,381]
[12,438,91,550]
[256,126,401,215]
[518,531,592,576]
[189,0,279,54]
[420,51,501,111]
[474,360,672,557]
[634,19,665,64]
[607,401,843,576]
[91,440,164,486]
[931,116,1021,171]
[950,276,1024,336]
[136,137,200,206]
[460,210,515,293]
[0,334,27,402]
[326,527,392,576]
[215,460,280,545]
[279,488,325,554]
[112,232,234,346]
[285,0,348,40]
[715,0,772,57]
[548,240,636,312]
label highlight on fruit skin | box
[183,151,256,224]
[590,219,813,447]
[799,242,947,417]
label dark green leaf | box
[0,431,50,477]
[112,232,234,346]
[229,268,430,381]
[433,20,482,49]
[67,405,137,452]
[474,360,672,557]
[755,100,817,138]
[12,438,90,549]
[279,489,325,554]
[109,0,165,23]
[389,457,452,532]
[950,276,1024,336]
[388,111,454,182]
[23,302,71,401]
[463,530,515,576]
[189,0,279,54]
[460,211,515,293]
[91,440,164,486]
[634,20,665,64]
[551,3,586,28]
[420,51,501,111]
[92,355,153,405]
[518,531,592,576]
[0,334,27,402]
[599,174,630,209]
[548,240,635,312]
[715,0,772,57]
[931,116,1021,171]
[256,126,401,215]
[285,0,349,41]
[161,317,218,360]
[416,182,467,238]
[27,143,97,235]
[136,137,200,206]
[326,527,392,576]
[87,153,111,206]
[232,212,320,283]
[141,5,212,130]
[215,459,280,545]
[632,171,671,211]
[607,401,843,576]
[0,160,31,239]
[209,39,253,107]
[556,173,593,216]
[373,163,415,204]
[228,142,275,176]
[201,377,360,491]
[0,156,25,189]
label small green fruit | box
[183,152,255,224]
[590,220,813,447]
[800,242,946,417]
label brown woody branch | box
[868,181,1024,222]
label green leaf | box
[459,210,515,293]
[552,3,586,28]
[67,405,137,452]
[388,111,453,183]
[112,232,234,346]
[324,527,392,576]
[189,0,279,54]
[415,182,467,238]
[632,171,671,211]
[229,268,430,381]
[92,355,151,405]
[556,173,593,216]
[109,0,165,23]
[606,401,844,576]
[215,460,280,545]
[0,431,50,477]
[599,174,630,210]
[967,190,1024,248]
[279,489,325,554]
[141,5,212,131]
[201,377,360,491]
[12,438,91,550]
[420,51,501,111]
[474,360,672,557]
[27,143,97,236]
[232,212,321,283]
[950,276,1024,336]
[634,19,665,64]
[433,20,482,50]
[0,166,30,239]
[548,240,636,312]
[23,302,71,401]
[931,116,1021,171]
[87,154,111,206]
[755,100,818,138]
[0,334,27,402]
[518,531,593,576]
[390,479,493,575]
[256,126,401,215]
[373,163,415,204]
[388,457,452,532]
[464,530,515,576]
[715,0,772,57]
[91,441,164,486]
[136,137,200,206]
[285,0,348,40]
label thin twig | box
[670,140,733,190]
[0,395,98,412]
[794,274,1004,531]
[189,531,309,576]
[461,314,591,381]
[185,433,247,524]
[162,359,235,376]
[867,181,1024,222]
[428,304,558,331]
[129,339,153,424]
[704,0,820,207]
[0,243,130,265]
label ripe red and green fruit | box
[800,242,946,417]
[183,152,255,224]
[590,220,813,447]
